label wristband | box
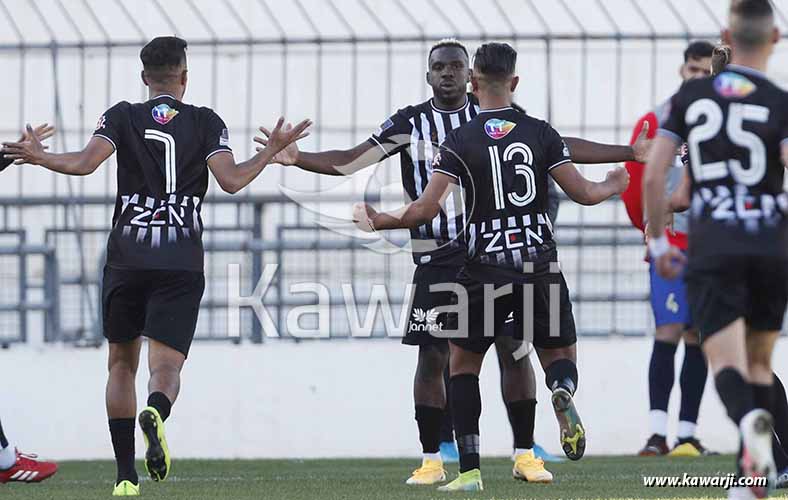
[648,235,670,259]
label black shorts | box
[102,265,205,357]
[686,255,788,342]
[402,265,461,346]
[449,271,577,354]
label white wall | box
[5,336,784,460]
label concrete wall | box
[5,336,785,461]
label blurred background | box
[0,0,787,460]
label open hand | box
[254,123,300,165]
[254,118,311,162]
[632,121,652,163]
[3,124,48,166]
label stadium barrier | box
[0,195,665,345]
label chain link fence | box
[1,0,787,344]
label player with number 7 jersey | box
[0,36,310,496]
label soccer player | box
[644,1,787,497]
[352,42,629,491]
[2,36,310,496]
[0,419,58,484]
[259,39,649,485]
[623,40,716,457]
[673,39,788,491]
[0,125,58,485]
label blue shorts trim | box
[649,259,691,328]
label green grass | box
[4,455,786,499]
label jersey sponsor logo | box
[219,128,230,146]
[432,151,442,168]
[484,118,516,140]
[714,72,757,99]
[151,103,179,125]
[409,307,442,333]
[95,115,106,131]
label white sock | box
[677,420,696,440]
[649,409,668,437]
[423,452,441,461]
[0,445,16,470]
[513,448,532,459]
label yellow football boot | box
[138,406,171,481]
[112,480,140,496]
[437,469,483,492]
[513,450,553,483]
[405,458,446,485]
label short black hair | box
[428,39,469,63]
[140,36,188,83]
[683,40,715,62]
[729,0,775,49]
[473,42,517,80]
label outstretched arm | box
[353,172,454,231]
[210,118,311,194]
[644,134,687,278]
[255,133,385,176]
[564,122,651,164]
[550,162,629,205]
[668,169,691,213]
[3,124,110,175]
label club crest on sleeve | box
[219,128,230,146]
[377,118,394,135]
[152,104,179,125]
[484,118,516,140]
[95,115,107,131]
[714,72,757,99]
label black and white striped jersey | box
[368,93,480,266]
[94,95,232,271]
[434,106,572,281]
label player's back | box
[434,106,572,282]
[94,94,232,271]
[659,64,788,261]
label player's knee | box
[416,344,448,379]
[494,337,527,367]
[654,324,683,343]
[682,329,700,345]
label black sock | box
[772,373,788,455]
[678,344,707,424]
[714,368,754,425]
[415,405,443,454]
[450,374,481,473]
[0,419,8,449]
[147,392,172,422]
[649,341,677,413]
[544,358,578,395]
[109,419,138,485]
[506,399,536,450]
[439,366,454,443]
[751,383,788,470]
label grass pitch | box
[3,455,785,499]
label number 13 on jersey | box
[489,142,537,210]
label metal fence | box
[1,0,787,344]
